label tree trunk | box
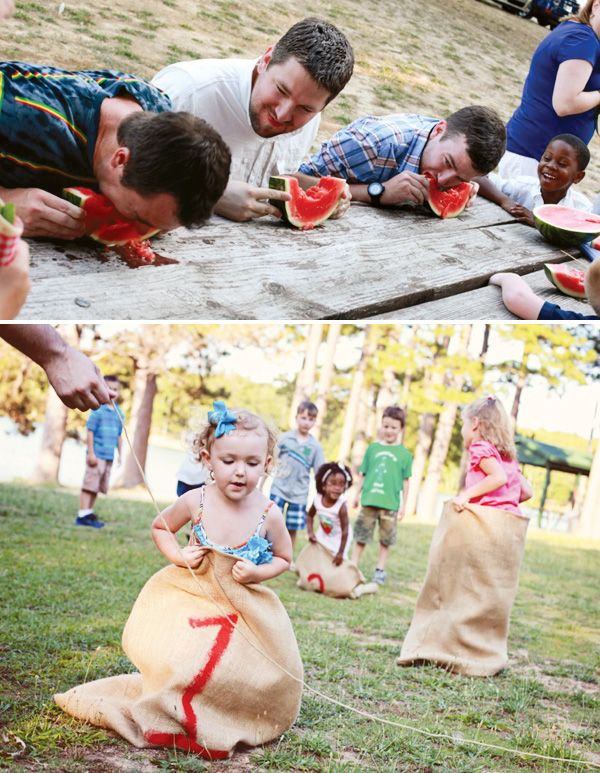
[289,323,323,424]
[510,370,527,430]
[338,327,377,462]
[32,325,79,483]
[404,412,436,518]
[578,444,600,539]
[115,369,157,488]
[313,324,340,440]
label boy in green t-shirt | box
[351,406,413,585]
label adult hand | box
[214,180,290,222]
[329,182,352,219]
[0,0,15,19]
[5,188,86,239]
[231,557,261,584]
[43,346,115,411]
[0,240,30,319]
[175,545,208,569]
[380,171,429,206]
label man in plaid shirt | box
[297,106,505,209]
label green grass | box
[1,482,598,771]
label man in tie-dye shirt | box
[0,62,231,239]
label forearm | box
[0,324,66,368]
[462,471,507,501]
[86,432,95,455]
[152,526,185,564]
[253,556,290,580]
[475,175,513,208]
[553,88,600,117]
[490,273,544,319]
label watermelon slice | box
[533,204,600,248]
[0,197,23,267]
[425,174,472,219]
[269,175,347,230]
[544,262,586,299]
[63,187,160,247]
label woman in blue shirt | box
[501,1,600,178]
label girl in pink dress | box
[306,462,353,564]
[453,396,532,517]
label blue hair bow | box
[208,400,237,438]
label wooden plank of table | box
[19,200,566,320]
[370,267,596,320]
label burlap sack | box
[397,501,528,676]
[55,550,303,759]
[295,541,378,599]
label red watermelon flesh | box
[591,236,600,250]
[544,262,586,299]
[63,187,160,246]
[425,173,472,219]
[269,175,347,230]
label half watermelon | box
[63,187,160,246]
[533,204,600,248]
[425,174,472,219]
[544,262,586,299]
[269,175,347,230]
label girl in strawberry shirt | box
[453,396,532,516]
[306,462,353,565]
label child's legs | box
[80,460,112,511]
[270,494,306,550]
[377,509,398,570]
[79,489,97,510]
[352,507,378,566]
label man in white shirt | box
[153,18,354,222]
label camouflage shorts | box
[354,506,398,547]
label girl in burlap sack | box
[306,462,353,564]
[153,400,292,582]
[397,396,533,676]
[453,395,532,515]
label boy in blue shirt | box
[76,375,124,528]
[489,259,600,320]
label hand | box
[214,180,290,222]
[352,497,360,509]
[466,181,479,208]
[333,552,343,566]
[231,557,261,584]
[308,533,317,543]
[175,545,208,569]
[329,182,351,219]
[6,188,86,239]
[452,492,470,512]
[501,199,533,225]
[87,453,98,468]
[397,508,405,522]
[0,0,15,19]
[0,239,30,319]
[380,171,429,206]
[44,346,114,411]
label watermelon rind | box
[62,187,160,246]
[269,175,344,230]
[533,204,600,248]
[543,262,587,300]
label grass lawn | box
[0,481,598,771]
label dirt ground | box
[3,0,600,196]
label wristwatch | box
[367,181,385,207]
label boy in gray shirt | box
[270,400,325,549]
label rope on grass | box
[111,405,598,770]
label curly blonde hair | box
[192,408,278,473]
[462,396,516,460]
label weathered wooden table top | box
[18,198,595,321]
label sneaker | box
[373,568,386,585]
[75,513,105,528]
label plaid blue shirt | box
[86,404,124,461]
[298,114,439,183]
[0,62,171,194]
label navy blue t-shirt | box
[538,301,599,320]
[507,21,600,160]
[0,62,171,193]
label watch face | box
[367,181,384,197]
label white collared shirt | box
[488,172,592,212]
[152,58,320,186]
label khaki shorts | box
[82,458,113,495]
[354,506,398,547]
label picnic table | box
[18,198,595,320]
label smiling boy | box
[153,18,354,222]
[477,133,592,225]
